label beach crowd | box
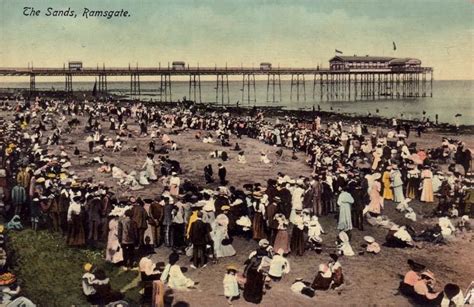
[0,96,473,306]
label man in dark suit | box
[218,163,227,185]
[204,164,213,183]
[189,211,211,268]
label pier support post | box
[65,74,73,94]
[313,74,318,99]
[189,74,202,103]
[242,73,256,105]
[430,70,433,97]
[215,74,230,105]
[267,73,281,103]
[29,74,36,95]
[290,73,306,102]
[98,74,107,95]
[347,73,351,100]
[159,74,172,102]
[319,73,323,101]
[130,73,140,98]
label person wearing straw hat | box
[0,271,34,306]
[363,236,380,254]
[223,265,240,305]
[82,263,100,304]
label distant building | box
[260,62,272,70]
[329,55,421,71]
[68,61,83,71]
[172,61,186,70]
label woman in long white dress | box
[160,253,195,290]
[105,207,126,264]
[420,167,434,202]
[212,214,236,258]
[142,154,157,181]
[169,173,181,196]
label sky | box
[0,0,473,80]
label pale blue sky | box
[0,0,473,79]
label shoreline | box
[1,89,473,134]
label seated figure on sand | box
[237,151,246,164]
[260,152,271,164]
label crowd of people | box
[0,96,472,305]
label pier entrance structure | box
[0,55,433,103]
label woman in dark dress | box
[243,256,266,304]
[252,198,266,241]
[311,263,333,290]
[290,215,305,256]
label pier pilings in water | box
[312,70,432,101]
[65,74,73,94]
[8,65,433,104]
[189,74,202,103]
[242,73,256,105]
[158,74,172,102]
[29,74,36,95]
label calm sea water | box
[0,80,472,125]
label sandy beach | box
[2,101,471,306]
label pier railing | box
[0,66,432,76]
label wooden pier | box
[0,56,433,104]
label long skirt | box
[67,214,86,247]
[332,267,344,288]
[420,179,434,202]
[170,184,179,196]
[243,268,265,304]
[252,212,266,240]
[406,177,419,199]
[382,185,393,200]
[311,273,332,290]
[273,229,290,254]
[290,227,305,256]
[393,186,405,203]
[172,223,185,248]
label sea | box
[0,80,472,125]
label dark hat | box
[443,283,460,299]
[407,259,425,272]
[329,253,339,262]
[169,252,180,265]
